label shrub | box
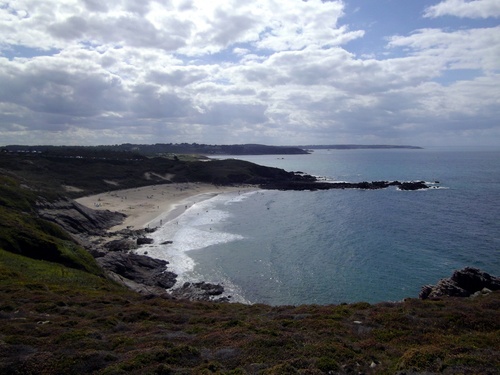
[397,345,445,372]
[316,356,339,372]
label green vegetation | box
[0,152,300,199]
[1,143,310,156]
[1,252,498,374]
[0,175,102,274]
[0,152,498,374]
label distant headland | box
[299,144,423,150]
[1,142,422,156]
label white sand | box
[76,183,256,232]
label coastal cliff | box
[37,197,125,236]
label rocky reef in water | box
[262,180,432,191]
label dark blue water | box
[186,148,500,305]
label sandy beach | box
[76,183,256,232]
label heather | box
[1,247,499,374]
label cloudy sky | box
[0,0,499,147]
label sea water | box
[142,147,500,305]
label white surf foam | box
[135,191,254,301]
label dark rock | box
[104,239,137,252]
[37,197,125,235]
[161,240,173,245]
[450,267,500,291]
[399,181,428,190]
[171,281,226,301]
[261,180,431,191]
[195,281,224,295]
[419,267,500,299]
[153,272,178,289]
[137,237,154,245]
[88,248,106,258]
[97,252,177,289]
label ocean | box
[142,147,500,305]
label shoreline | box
[75,182,259,301]
[136,189,259,304]
[76,182,257,232]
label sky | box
[0,0,499,147]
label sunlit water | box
[139,147,500,305]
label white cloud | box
[424,0,500,19]
[387,27,500,72]
[0,0,499,146]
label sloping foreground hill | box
[1,245,499,374]
[0,156,499,374]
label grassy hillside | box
[0,154,499,374]
[0,152,302,199]
[1,245,499,374]
[0,175,102,274]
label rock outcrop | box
[137,237,154,245]
[96,253,230,301]
[419,267,500,299]
[104,238,138,252]
[35,199,229,301]
[97,252,177,290]
[37,197,125,235]
[261,180,431,191]
[170,281,228,302]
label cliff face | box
[37,197,125,236]
[35,199,179,295]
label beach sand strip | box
[76,183,256,232]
